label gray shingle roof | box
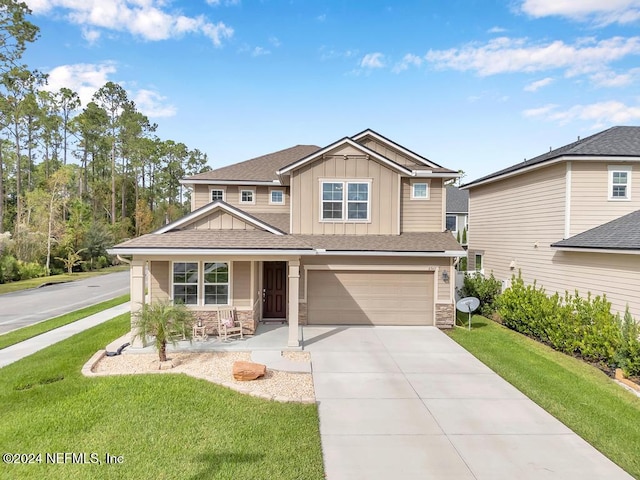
[111,231,464,254]
[446,185,468,213]
[551,210,640,250]
[465,126,640,188]
[184,145,321,182]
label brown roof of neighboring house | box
[183,145,321,183]
[110,230,464,254]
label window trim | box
[608,165,632,201]
[210,187,226,202]
[446,214,458,232]
[319,179,372,223]
[171,261,199,306]
[239,188,256,205]
[475,253,483,273]
[269,188,285,205]
[203,261,230,306]
[171,261,232,307]
[411,181,430,200]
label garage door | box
[307,270,433,325]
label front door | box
[263,261,287,319]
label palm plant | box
[133,301,195,362]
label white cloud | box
[425,36,640,78]
[392,53,423,73]
[133,89,176,117]
[488,26,507,33]
[251,46,270,56]
[523,100,640,127]
[319,47,358,61]
[520,0,640,25]
[317,14,327,22]
[360,52,385,69]
[24,0,233,45]
[43,62,176,118]
[590,68,640,87]
[269,36,281,47]
[81,27,101,44]
[524,77,554,91]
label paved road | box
[0,270,130,334]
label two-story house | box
[463,126,640,319]
[110,130,465,347]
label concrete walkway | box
[0,303,130,369]
[303,326,634,480]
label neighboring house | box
[110,129,465,347]
[445,185,468,245]
[463,126,640,319]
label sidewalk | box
[0,303,130,369]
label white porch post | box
[287,259,300,347]
[130,259,146,347]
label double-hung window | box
[412,182,429,199]
[608,166,631,200]
[446,215,457,232]
[270,189,284,204]
[321,181,370,221]
[173,262,199,305]
[172,261,230,306]
[210,189,225,202]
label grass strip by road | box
[0,265,129,295]
[0,294,130,350]
[448,315,640,479]
[0,314,325,480]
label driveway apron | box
[303,326,633,480]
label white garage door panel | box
[307,271,434,325]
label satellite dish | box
[456,296,480,330]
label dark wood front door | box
[263,261,287,318]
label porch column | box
[287,259,300,347]
[130,259,146,347]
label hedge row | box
[496,274,640,377]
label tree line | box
[0,1,210,281]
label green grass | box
[0,265,130,295]
[448,315,640,479]
[0,294,130,350]
[0,314,325,480]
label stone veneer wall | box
[435,303,455,329]
[299,302,308,325]
[193,309,256,336]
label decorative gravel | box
[92,351,315,403]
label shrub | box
[615,308,640,377]
[0,254,19,283]
[17,261,46,281]
[458,272,502,317]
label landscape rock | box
[233,361,267,381]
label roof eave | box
[180,179,281,186]
[550,245,640,255]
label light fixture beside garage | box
[442,270,449,282]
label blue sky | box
[22,0,640,182]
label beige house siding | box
[191,184,289,213]
[468,162,566,290]
[290,146,400,234]
[569,162,640,237]
[183,210,257,230]
[150,261,170,302]
[358,138,424,168]
[232,261,252,307]
[401,178,444,232]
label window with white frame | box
[210,189,225,202]
[321,181,370,221]
[204,262,229,305]
[172,261,230,306]
[240,189,255,204]
[608,166,631,200]
[446,215,457,232]
[172,262,199,305]
[412,182,429,199]
[270,189,284,204]
[475,254,483,272]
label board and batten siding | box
[183,210,257,231]
[358,138,424,168]
[232,261,252,307]
[191,184,289,213]
[468,163,566,292]
[290,145,399,234]
[569,162,640,237]
[400,178,444,232]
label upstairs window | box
[210,189,225,202]
[609,166,631,200]
[321,181,370,221]
[412,182,429,199]
[240,189,255,204]
[446,215,457,232]
[270,189,284,204]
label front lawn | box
[0,314,324,480]
[449,315,640,479]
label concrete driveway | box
[303,326,633,480]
